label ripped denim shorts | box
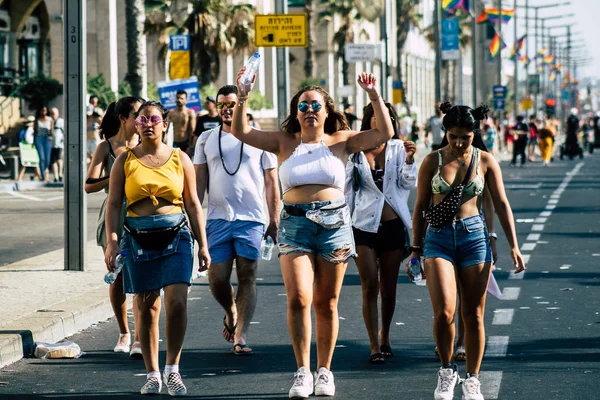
[278,198,356,263]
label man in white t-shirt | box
[426,105,444,150]
[193,85,280,355]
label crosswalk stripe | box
[501,287,521,300]
[480,371,503,399]
[485,336,509,358]
[492,309,514,325]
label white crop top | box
[279,139,346,194]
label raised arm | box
[345,73,394,153]
[230,67,280,154]
[484,154,526,273]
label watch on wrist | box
[488,232,498,240]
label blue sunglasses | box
[298,101,323,113]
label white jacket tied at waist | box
[345,139,417,233]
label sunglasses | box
[298,101,323,113]
[216,101,236,109]
[135,115,165,127]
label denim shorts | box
[424,214,492,268]
[278,198,356,263]
[207,219,265,264]
[120,214,194,294]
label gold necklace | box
[453,149,471,168]
[146,153,161,165]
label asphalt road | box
[1,153,599,399]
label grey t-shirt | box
[193,126,277,223]
[428,116,444,144]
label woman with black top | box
[345,102,417,364]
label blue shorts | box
[207,219,265,264]
[277,199,356,263]
[424,214,492,268]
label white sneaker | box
[113,333,131,353]
[140,376,162,395]
[314,367,335,397]
[130,341,143,359]
[289,367,313,399]
[462,375,484,400]
[163,371,187,396]
[434,366,459,400]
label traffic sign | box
[344,43,383,62]
[255,14,307,47]
[521,98,533,110]
[157,77,201,112]
[493,85,507,99]
[169,35,190,51]
[494,99,505,111]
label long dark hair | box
[35,106,49,120]
[439,101,489,151]
[115,96,144,124]
[99,102,119,140]
[360,102,400,139]
[280,86,349,134]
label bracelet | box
[488,232,498,240]
[409,246,424,254]
[238,97,248,105]
[369,95,380,102]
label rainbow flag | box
[443,0,469,15]
[489,33,506,57]
[555,63,563,72]
[485,7,516,24]
[542,54,555,65]
[509,34,527,61]
[536,47,547,58]
[520,54,530,65]
[476,10,488,23]
[549,71,556,81]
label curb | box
[0,181,62,193]
[0,286,113,368]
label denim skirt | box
[120,214,194,294]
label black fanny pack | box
[123,216,188,251]
[283,203,345,217]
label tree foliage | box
[18,75,63,111]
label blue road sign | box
[441,18,460,60]
[157,77,201,111]
[562,90,570,102]
[494,99,506,111]
[393,80,404,90]
[169,35,190,51]
[493,85,507,99]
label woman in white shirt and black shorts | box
[346,102,417,364]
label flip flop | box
[380,344,394,358]
[222,315,237,343]
[233,343,253,356]
[368,353,385,364]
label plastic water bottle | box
[409,257,426,286]
[240,52,260,87]
[261,236,274,261]
[104,253,126,284]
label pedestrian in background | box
[528,115,539,162]
[33,105,54,182]
[345,101,417,365]
[193,85,280,356]
[410,119,420,143]
[409,102,525,400]
[426,104,444,150]
[510,115,529,167]
[168,89,196,154]
[105,100,210,396]
[538,120,556,166]
[231,69,393,399]
[86,97,144,358]
[86,109,103,165]
[49,108,64,182]
[191,96,221,152]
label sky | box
[489,0,597,81]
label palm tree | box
[145,0,256,86]
[304,0,317,78]
[125,0,147,97]
[318,0,368,87]
[395,0,422,116]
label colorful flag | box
[509,34,527,61]
[549,71,556,82]
[476,10,488,23]
[485,7,516,24]
[537,65,544,73]
[555,63,563,72]
[443,0,470,15]
[489,33,506,57]
[536,47,547,58]
[564,71,571,82]
[543,54,555,65]
[520,54,530,65]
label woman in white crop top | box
[231,70,394,398]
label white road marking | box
[485,336,509,358]
[492,309,515,325]
[6,191,41,201]
[522,254,530,264]
[545,204,556,210]
[547,307,561,310]
[539,211,552,217]
[559,265,570,270]
[505,183,542,189]
[534,217,547,223]
[508,270,525,280]
[547,199,559,204]
[537,301,550,304]
[536,241,548,244]
[516,218,535,223]
[480,371,503,399]
[531,224,545,231]
[521,243,536,251]
[526,234,541,241]
[550,194,560,199]
[45,196,64,202]
[501,287,521,300]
